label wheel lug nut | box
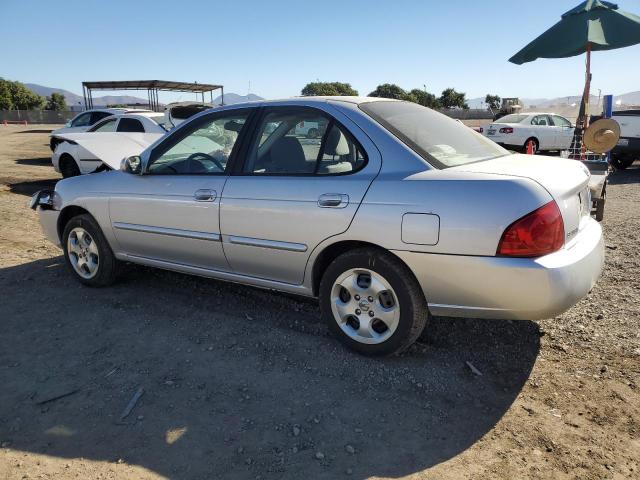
[355,309,361,315]
[369,311,375,317]
[368,296,374,302]
[354,295,360,301]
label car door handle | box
[194,189,216,202]
[318,193,349,208]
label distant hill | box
[25,83,84,106]
[213,93,264,105]
[25,83,149,107]
[468,91,640,109]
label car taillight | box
[497,201,564,257]
[499,127,514,134]
[478,127,483,133]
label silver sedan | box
[32,97,604,356]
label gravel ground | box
[0,125,638,479]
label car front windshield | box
[359,101,508,168]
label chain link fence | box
[0,110,76,124]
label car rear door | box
[108,109,252,271]
[219,105,380,285]
[551,115,574,150]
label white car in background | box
[482,113,575,153]
[164,102,214,128]
[50,108,152,151]
[52,113,167,177]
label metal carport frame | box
[82,80,224,111]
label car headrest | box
[270,136,312,173]
[324,127,350,156]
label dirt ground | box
[0,125,638,480]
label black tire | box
[611,155,635,170]
[62,214,119,287]
[595,189,606,222]
[59,154,81,178]
[319,248,429,356]
[307,128,318,139]
[524,137,539,155]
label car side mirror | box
[121,155,142,174]
[65,121,72,127]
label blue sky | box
[1,0,640,102]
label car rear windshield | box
[494,114,527,123]
[359,101,508,168]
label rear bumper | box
[392,219,604,320]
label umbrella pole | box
[584,42,591,129]
[571,43,592,159]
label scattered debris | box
[345,444,355,454]
[35,388,80,406]
[315,451,325,460]
[292,425,301,437]
[119,387,144,421]
[465,361,483,376]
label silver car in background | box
[32,97,604,356]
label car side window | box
[71,112,92,127]
[90,118,117,132]
[117,118,145,133]
[244,108,366,175]
[531,115,552,126]
[553,115,571,127]
[147,112,249,175]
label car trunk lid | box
[451,153,592,245]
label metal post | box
[221,87,224,106]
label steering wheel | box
[186,152,224,172]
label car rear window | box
[360,101,508,169]
[117,118,145,133]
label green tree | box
[0,81,12,110]
[0,78,45,110]
[485,94,501,110]
[368,83,410,100]
[301,82,358,96]
[409,88,441,109]
[439,88,469,109]
[45,92,67,111]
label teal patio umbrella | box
[509,0,640,133]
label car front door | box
[108,109,252,271]
[530,115,554,149]
[552,115,574,150]
[220,105,380,285]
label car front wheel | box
[319,248,429,356]
[59,154,81,178]
[62,214,119,287]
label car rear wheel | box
[307,128,318,139]
[524,137,539,154]
[611,155,635,170]
[62,214,119,287]
[319,248,429,356]
[59,154,81,178]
